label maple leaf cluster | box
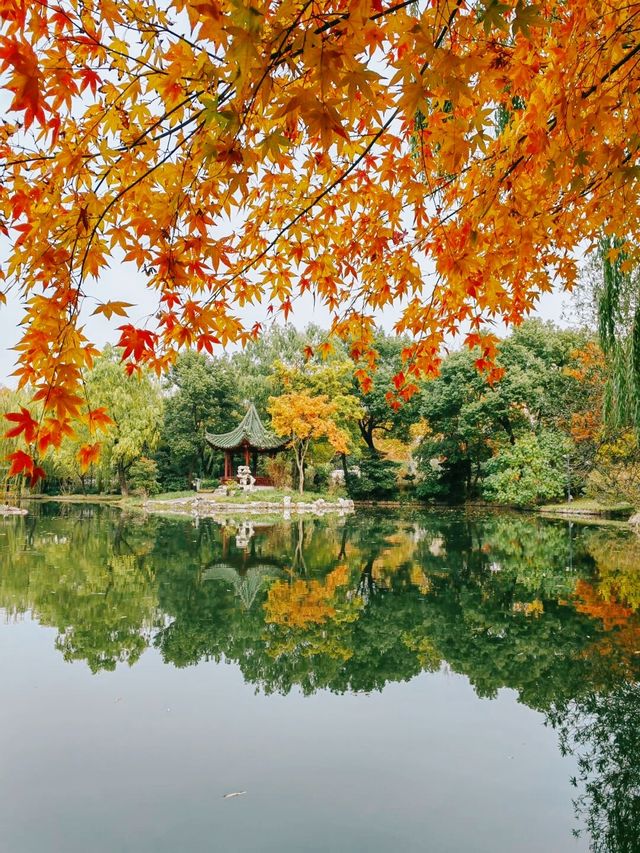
[1,0,640,476]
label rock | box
[0,504,28,516]
[628,512,640,527]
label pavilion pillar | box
[224,451,230,480]
[244,445,250,468]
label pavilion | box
[205,403,289,485]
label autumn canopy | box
[1,0,639,481]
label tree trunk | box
[463,457,472,498]
[359,419,377,452]
[296,452,305,494]
[118,463,129,496]
[498,415,516,445]
[341,453,349,480]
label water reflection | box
[550,685,640,853]
[1,505,639,849]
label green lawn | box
[540,497,635,517]
[144,487,344,504]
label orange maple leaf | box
[86,407,113,432]
[7,449,34,477]
[6,449,45,486]
[117,324,158,362]
[78,442,101,471]
[92,301,134,320]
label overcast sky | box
[0,254,574,386]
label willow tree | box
[595,241,640,432]
[1,0,640,481]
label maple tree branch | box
[498,36,640,187]
[205,0,463,298]
[129,19,224,65]
[78,120,205,282]
[581,39,640,99]
[311,0,417,38]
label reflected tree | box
[549,684,640,853]
[1,506,639,711]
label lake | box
[1,504,639,852]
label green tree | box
[128,457,161,496]
[156,350,239,487]
[597,242,640,434]
[416,349,495,499]
[353,331,422,453]
[85,346,163,495]
[483,431,571,507]
[229,325,311,417]
[346,453,400,500]
[417,321,590,500]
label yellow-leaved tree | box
[1,0,640,479]
[269,392,349,492]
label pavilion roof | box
[205,403,288,451]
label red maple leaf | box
[4,406,39,443]
[0,38,47,127]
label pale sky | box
[0,256,573,385]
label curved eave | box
[205,402,289,451]
[205,432,289,451]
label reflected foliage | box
[2,507,639,696]
[550,684,640,853]
[1,505,640,848]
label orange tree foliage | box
[268,391,349,491]
[264,563,353,629]
[1,0,640,480]
[573,578,640,680]
[564,342,607,446]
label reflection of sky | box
[0,615,585,853]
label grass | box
[17,487,346,507]
[143,487,344,504]
[148,490,194,501]
[539,497,635,517]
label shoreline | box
[140,494,356,517]
[8,493,639,528]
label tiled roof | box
[205,403,288,451]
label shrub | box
[198,477,220,491]
[128,457,161,496]
[158,475,191,493]
[306,462,332,492]
[346,453,399,500]
[415,457,452,501]
[264,456,293,489]
[483,431,570,508]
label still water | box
[1,505,639,852]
